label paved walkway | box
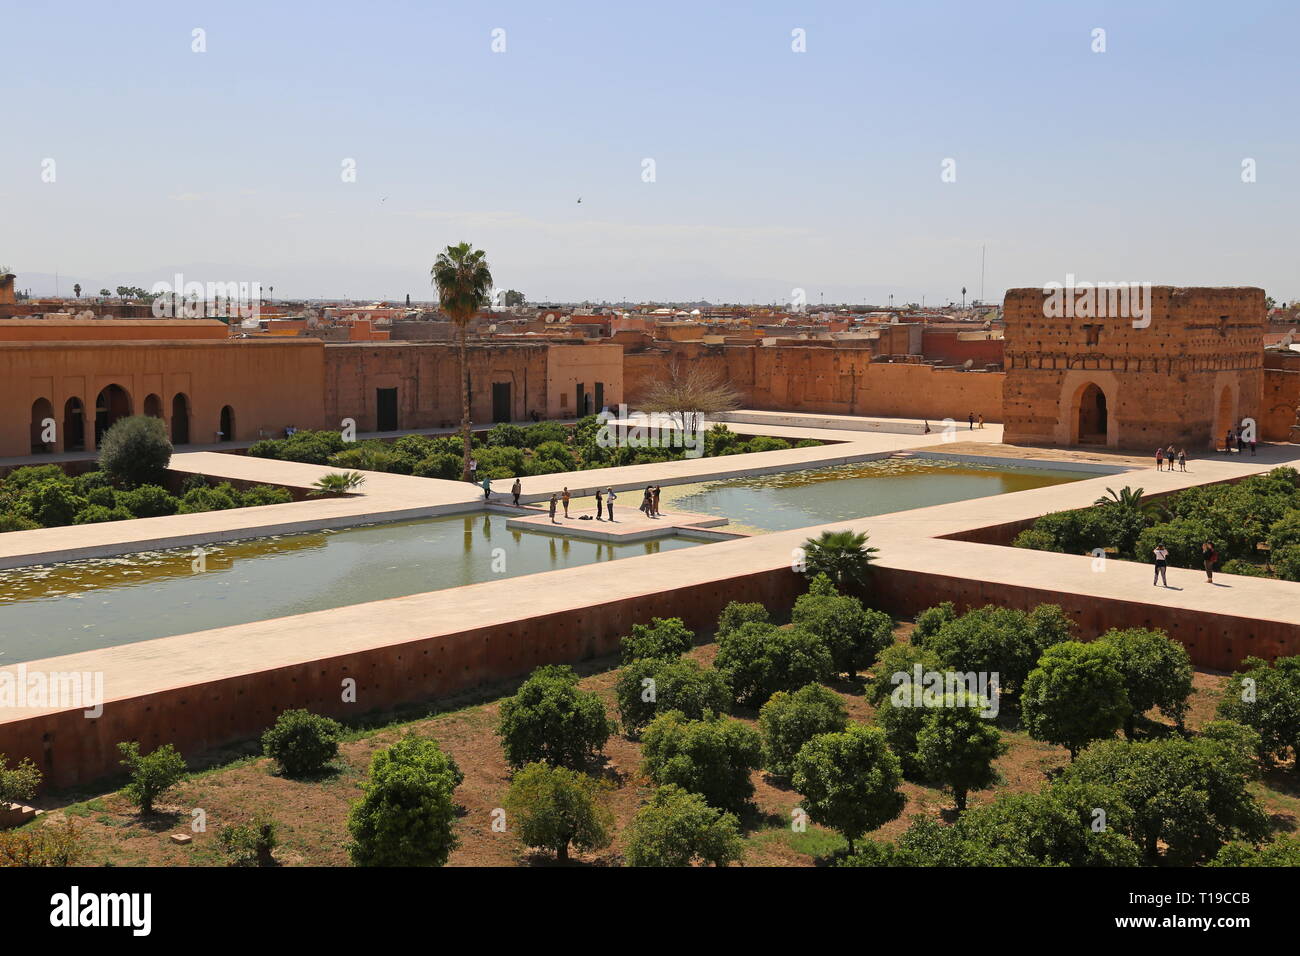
[3,413,1299,725]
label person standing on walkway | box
[1178,448,1187,472]
[481,475,492,501]
[606,487,616,522]
[640,487,652,516]
[1224,430,1234,454]
[1152,543,1169,587]
[1155,447,1164,471]
[548,493,558,524]
[1202,541,1217,583]
[977,414,985,429]
[562,486,571,518]
[923,421,931,434]
[968,412,975,430]
[511,478,521,507]
[1250,436,1258,456]
[469,457,479,483]
[652,485,662,517]
[1165,444,1176,468]
[595,488,604,521]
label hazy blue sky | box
[3,0,1297,304]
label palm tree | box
[1094,486,1159,519]
[431,243,494,481]
[801,529,879,593]
[307,471,366,497]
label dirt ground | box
[25,625,1300,867]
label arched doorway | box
[30,398,54,454]
[94,384,132,443]
[144,393,163,418]
[218,405,235,442]
[1213,386,1234,450]
[171,393,191,445]
[1076,383,1108,444]
[63,397,86,452]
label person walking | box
[548,493,558,524]
[1202,541,1218,583]
[1224,430,1234,454]
[1178,448,1187,472]
[511,478,521,507]
[595,488,604,521]
[1155,447,1164,471]
[606,487,616,522]
[923,421,931,434]
[1250,436,1258,456]
[1152,543,1169,587]
[481,475,492,501]
[561,486,571,518]
[652,485,662,517]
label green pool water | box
[658,456,1090,533]
[0,514,699,663]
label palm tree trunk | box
[458,319,471,481]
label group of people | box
[1151,541,1219,586]
[638,485,663,517]
[1222,427,1258,455]
[485,478,665,525]
[1154,446,1188,471]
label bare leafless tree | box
[638,358,742,433]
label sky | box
[2,0,1297,305]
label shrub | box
[619,617,694,663]
[177,484,241,514]
[117,484,179,518]
[98,415,173,486]
[615,658,730,736]
[0,819,86,867]
[487,423,528,448]
[1021,641,1130,758]
[641,711,763,813]
[1273,545,1300,582]
[1012,528,1063,552]
[1210,835,1300,866]
[73,504,132,524]
[117,741,186,814]
[261,709,343,777]
[217,815,279,866]
[791,590,893,675]
[1059,735,1269,865]
[1220,558,1269,577]
[2,464,67,490]
[1097,627,1193,736]
[758,684,848,779]
[532,440,575,470]
[239,484,293,507]
[747,436,790,452]
[497,665,611,770]
[922,604,1073,713]
[524,421,568,447]
[85,485,116,508]
[624,785,744,867]
[915,692,1007,811]
[24,481,87,527]
[714,621,834,707]
[1216,656,1300,768]
[791,724,906,854]
[911,601,959,645]
[1134,518,1217,570]
[716,601,769,637]
[0,753,41,804]
[867,641,947,707]
[346,733,462,867]
[503,762,614,861]
[875,682,931,778]
[413,453,462,480]
[0,514,39,533]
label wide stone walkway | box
[3,414,1299,729]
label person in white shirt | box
[1153,543,1169,587]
